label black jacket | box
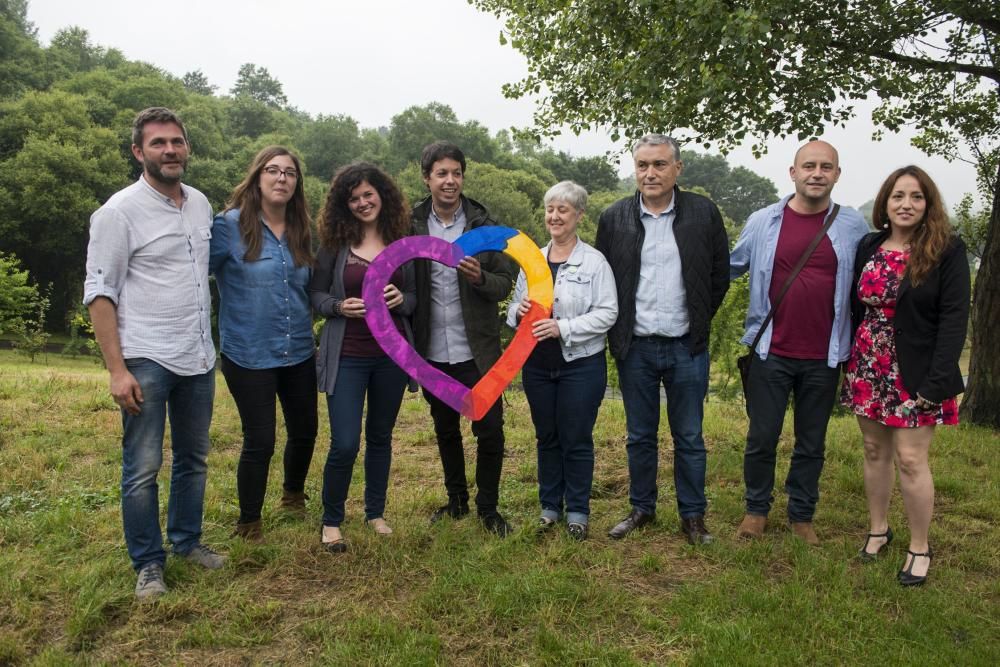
[850,231,970,403]
[411,195,516,374]
[595,189,730,360]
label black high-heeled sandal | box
[857,526,893,562]
[898,548,933,586]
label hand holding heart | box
[518,296,560,340]
[341,284,402,318]
[362,227,553,420]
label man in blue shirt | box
[596,134,730,544]
[730,140,869,545]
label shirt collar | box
[639,194,676,219]
[139,174,189,205]
[430,203,465,229]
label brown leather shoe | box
[790,521,820,546]
[608,509,655,540]
[680,515,713,545]
[736,514,767,540]
[232,519,263,542]
[279,490,308,515]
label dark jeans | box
[617,336,709,518]
[220,354,318,524]
[322,355,407,527]
[743,353,840,522]
[522,352,606,525]
[120,358,214,571]
[423,359,505,513]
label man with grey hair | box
[596,134,730,544]
[85,107,225,600]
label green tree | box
[182,69,216,96]
[536,149,619,194]
[296,114,363,182]
[0,129,128,317]
[0,0,48,97]
[387,103,498,173]
[0,252,37,335]
[680,152,778,224]
[230,63,288,108]
[473,0,1000,427]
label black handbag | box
[738,205,840,415]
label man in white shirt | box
[84,107,225,600]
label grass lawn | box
[1,350,998,665]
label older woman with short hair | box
[507,181,618,540]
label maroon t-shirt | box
[768,205,837,360]
[342,252,405,357]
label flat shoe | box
[367,518,393,535]
[321,525,348,553]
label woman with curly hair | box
[308,162,415,552]
[210,146,318,541]
[841,165,971,586]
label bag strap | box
[748,204,840,354]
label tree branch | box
[851,44,1000,83]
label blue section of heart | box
[454,225,517,257]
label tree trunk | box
[960,161,1000,428]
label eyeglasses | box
[262,165,298,180]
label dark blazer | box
[850,231,970,403]
[595,188,730,360]
[410,195,516,374]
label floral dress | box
[841,247,959,427]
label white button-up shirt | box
[83,176,216,375]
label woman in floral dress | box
[841,165,970,586]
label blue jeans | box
[617,336,709,518]
[121,358,215,571]
[523,352,606,525]
[322,355,407,527]
[744,353,840,522]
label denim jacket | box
[210,208,314,369]
[506,237,618,362]
[729,196,869,368]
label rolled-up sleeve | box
[83,207,129,306]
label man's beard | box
[145,158,186,185]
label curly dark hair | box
[318,162,410,251]
[224,145,313,267]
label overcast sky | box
[28,0,981,211]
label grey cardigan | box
[308,246,417,393]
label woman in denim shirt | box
[210,146,317,541]
[507,181,618,540]
[309,163,415,553]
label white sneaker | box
[135,563,167,600]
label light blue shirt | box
[210,208,314,369]
[634,196,688,336]
[730,195,870,367]
[427,205,473,363]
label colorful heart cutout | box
[362,226,552,420]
